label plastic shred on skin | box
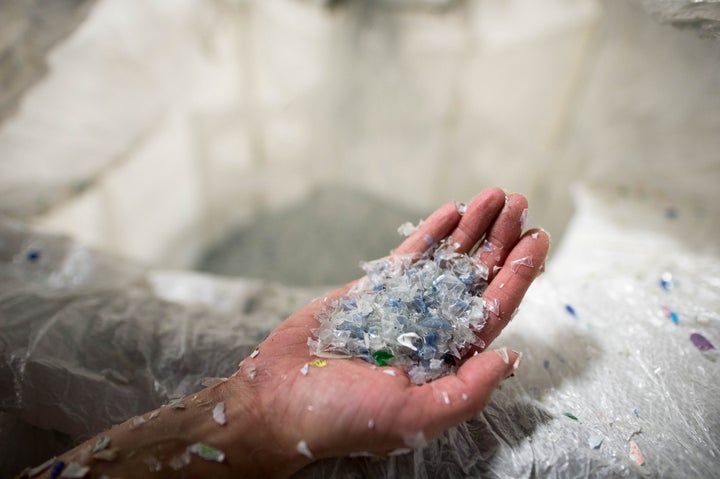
[510,256,533,273]
[309,237,492,384]
[169,451,191,471]
[188,442,225,462]
[58,462,90,478]
[213,402,227,425]
[297,440,314,459]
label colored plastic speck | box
[93,436,111,453]
[188,442,225,462]
[659,272,675,291]
[50,461,65,479]
[633,408,639,417]
[563,412,579,421]
[629,440,645,466]
[309,359,327,368]
[170,400,186,409]
[372,351,394,366]
[564,304,578,318]
[664,207,678,219]
[543,360,550,369]
[661,306,679,324]
[300,364,309,376]
[690,332,715,351]
[26,249,41,263]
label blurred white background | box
[1,0,718,283]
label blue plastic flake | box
[564,304,578,318]
[543,360,550,369]
[670,311,679,324]
[664,207,678,219]
[310,238,490,384]
[26,249,41,263]
[50,460,65,479]
[633,408,639,417]
[659,272,675,291]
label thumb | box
[402,348,521,440]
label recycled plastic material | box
[1,187,720,478]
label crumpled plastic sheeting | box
[2,186,720,478]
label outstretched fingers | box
[477,229,550,347]
[475,193,528,281]
[399,349,520,439]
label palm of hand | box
[236,188,549,462]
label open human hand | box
[224,187,550,476]
[40,188,548,479]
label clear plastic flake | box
[59,462,90,478]
[310,238,490,384]
[297,440,314,459]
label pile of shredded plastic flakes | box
[309,238,490,384]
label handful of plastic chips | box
[309,239,491,384]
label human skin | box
[35,187,549,479]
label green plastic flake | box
[188,442,225,463]
[92,436,111,453]
[563,412,579,421]
[170,400,186,410]
[372,351,394,366]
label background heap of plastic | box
[1,187,719,478]
[310,239,490,384]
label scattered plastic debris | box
[659,272,675,291]
[50,460,65,479]
[300,363,309,376]
[93,448,119,462]
[440,390,450,405]
[520,208,528,229]
[531,232,539,240]
[588,434,604,449]
[690,333,715,351]
[543,359,550,369]
[144,455,162,472]
[397,222,418,237]
[170,400,186,410]
[59,462,90,478]
[309,359,327,367]
[455,201,467,215]
[402,431,427,448]
[462,393,468,401]
[213,402,227,426]
[310,238,490,384]
[563,412,579,421]
[510,256,534,273]
[250,348,260,358]
[633,408,639,417]
[92,436,110,453]
[27,457,56,478]
[664,207,678,219]
[246,363,257,380]
[188,442,225,462]
[129,416,146,430]
[149,410,160,420]
[661,306,679,324]
[26,249,41,263]
[169,451,192,471]
[565,304,578,318]
[382,369,397,376]
[297,440,314,459]
[629,440,645,465]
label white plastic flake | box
[300,363,309,376]
[311,238,491,384]
[397,222,417,237]
[59,462,90,478]
[213,402,227,426]
[297,440,314,459]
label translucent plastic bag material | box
[2,187,719,478]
